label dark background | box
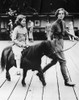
[0,0,79,14]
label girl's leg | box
[16,54,21,75]
[12,45,22,75]
[58,52,75,86]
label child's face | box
[58,10,65,20]
[21,18,26,27]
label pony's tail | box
[1,50,5,71]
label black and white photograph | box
[0,0,79,100]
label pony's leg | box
[6,64,11,81]
[22,68,27,87]
[37,58,57,78]
[38,67,46,86]
[42,58,57,73]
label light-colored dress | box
[12,26,28,60]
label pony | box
[1,41,56,86]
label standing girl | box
[40,8,78,86]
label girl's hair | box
[55,8,68,17]
[15,14,26,25]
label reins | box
[55,41,78,54]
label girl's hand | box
[73,35,79,41]
[20,43,26,48]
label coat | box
[51,19,67,60]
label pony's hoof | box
[6,76,11,81]
[6,77,11,81]
[22,82,26,87]
[37,73,46,86]
[42,82,46,86]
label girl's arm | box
[12,27,22,47]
